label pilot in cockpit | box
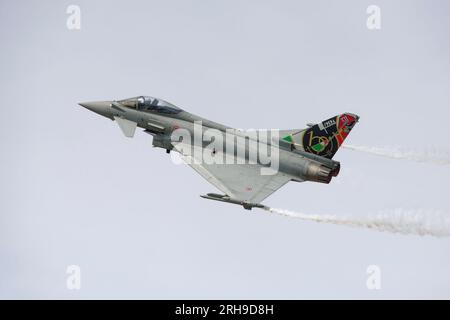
[118,96,182,114]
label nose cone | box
[79,101,113,119]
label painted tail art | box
[282,113,360,159]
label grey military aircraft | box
[79,96,359,210]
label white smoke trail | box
[262,207,450,237]
[342,144,450,165]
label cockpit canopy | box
[118,96,182,114]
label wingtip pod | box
[200,193,265,210]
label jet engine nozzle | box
[330,163,340,177]
[304,161,334,184]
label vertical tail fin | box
[282,113,359,159]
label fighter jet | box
[79,96,359,210]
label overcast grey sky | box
[1,0,449,299]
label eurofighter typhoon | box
[79,96,359,210]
